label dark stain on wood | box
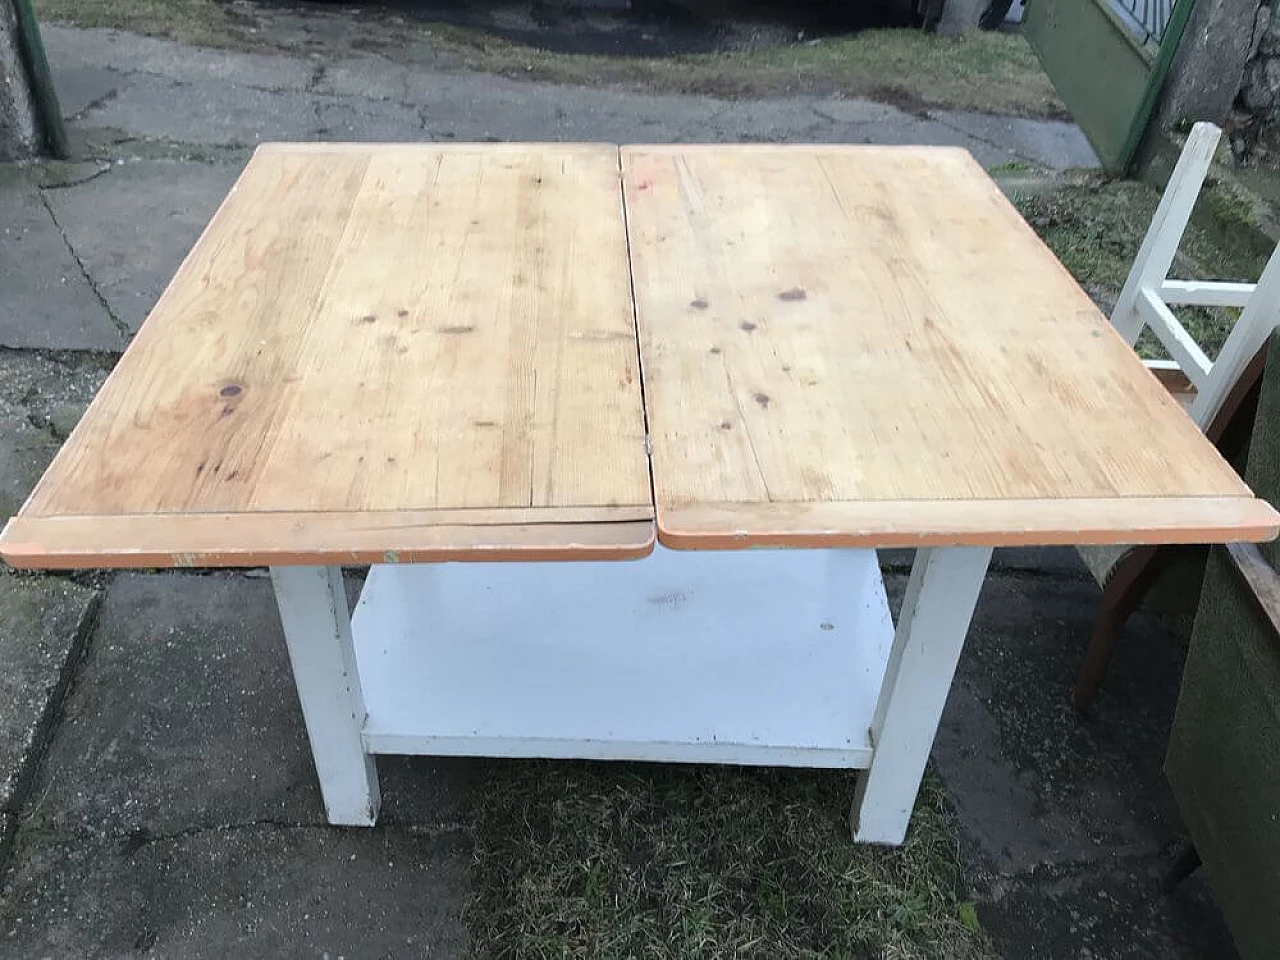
[439,325,476,335]
[778,287,807,302]
[358,313,377,324]
[690,298,709,310]
[475,420,497,427]
[719,420,732,430]
[740,321,757,332]
[219,384,242,399]
[709,346,722,354]
[396,308,410,318]
[754,392,771,408]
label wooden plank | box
[1222,541,1280,649]
[852,546,991,844]
[271,564,380,826]
[657,498,1279,549]
[353,548,893,767]
[0,514,655,568]
[1159,280,1254,308]
[1135,287,1212,387]
[622,145,1277,548]
[4,144,651,567]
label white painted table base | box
[269,545,992,845]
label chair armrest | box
[1221,541,1280,650]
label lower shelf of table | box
[350,546,895,768]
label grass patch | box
[34,0,247,48]
[466,760,993,959]
[428,24,1063,117]
[1013,175,1270,359]
[34,0,1062,117]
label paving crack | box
[926,111,1044,169]
[19,817,472,855]
[35,189,130,344]
[305,61,327,93]
[69,86,120,122]
[38,164,112,191]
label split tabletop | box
[2,142,1271,565]
[1,142,1275,845]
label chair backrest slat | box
[1106,121,1280,431]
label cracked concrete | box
[0,182,123,351]
[1,824,470,958]
[39,24,1098,169]
[41,161,243,333]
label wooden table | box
[3,143,1275,845]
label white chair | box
[1109,122,1280,428]
[1074,121,1280,708]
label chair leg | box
[1163,841,1201,892]
[1074,545,1165,710]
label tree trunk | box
[935,0,986,36]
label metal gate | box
[1023,0,1195,172]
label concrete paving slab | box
[80,74,319,147]
[315,97,423,142]
[42,161,242,333]
[44,25,1101,171]
[0,823,469,958]
[933,109,1100,170]
[929,571,1236,959]
[0,184,123,351]
[42,24,314,91]
[0,576,100,814]
[936,573,1181,869]
[0,351,112,523]
[977,865,1236,960]
[315,56,414,104]
[30,571,325,836]
[29,572,481,838]
[52,65,125,119]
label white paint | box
[1159,279,1254,308]
[1110,122,1221,345]
[270,565,380,826]
[1107,121,1280,431]
[1190,242,1280,426]
[851,546,992,845]
[351,546,894,768]
[1136,287,1212,387]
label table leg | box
[851,546,992,845]
[271,565,380,826]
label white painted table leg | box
[851,546,992,845]
[271,565,380,826]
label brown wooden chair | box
[1073,341,1269,708]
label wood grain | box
[6,143,652,566]
[622,145,1277,547]
[659,498,1280,549]
[0,514,655,568]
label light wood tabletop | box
[622,144,1278,549]
[1,143,654,567]
[1,142,1276,568]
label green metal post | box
[1117,0,1198,172]
[11,0,68,158]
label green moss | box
[1013,175,1269,360]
